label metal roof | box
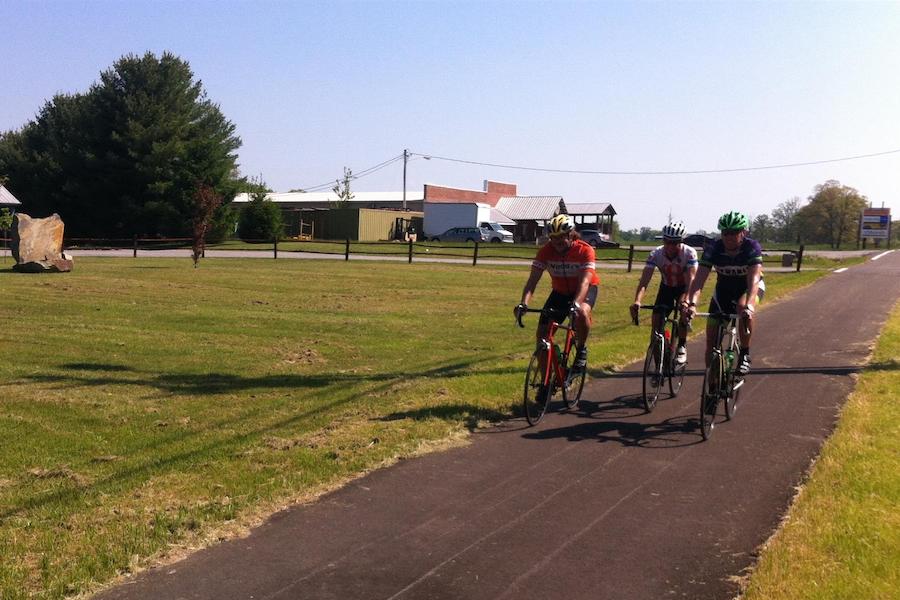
[233,191,425,204]
[0,185,21,206]
[494,196,565,220]
[489,208,515,225]
[566,202,616,216]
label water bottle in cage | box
[725,349,735,372]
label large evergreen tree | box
[0,52,241,238]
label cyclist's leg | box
[536,293,563,383]
[573,285,598,350]
[704,294,727,366]
[650,286,673,361]
[736,290,758,374]
[673,286,689,346]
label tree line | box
[619,180,888,249]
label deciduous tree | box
[771,197,802,243]
[331,167,354,208]
[796,181,868,249]
[191,184,222,267]
[237,179,283,241]
[750,214,774,242]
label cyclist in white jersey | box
[630,222,698,365]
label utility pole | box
[402,148,410,211]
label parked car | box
[479,222,515,243]
[683,233,718,249]
[430,227,491,243]
[579,229,620,248]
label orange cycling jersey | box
[532,239,600,296]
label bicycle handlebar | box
[694,312,751,336]
[516,305,580,329]
[632,303,688,327]
[515,306,544,328]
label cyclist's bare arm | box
[631,265,655,320]
[685,265,711,318]
[681,265,698,303]
[573,269,593,307]
[740,263,763,317]
[518,265,544,309]
[632,266,654,303]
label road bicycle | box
[695,311,746,440]
[633,304,688,412]
[516,307,586,425]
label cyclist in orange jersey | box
[515,214,599,372]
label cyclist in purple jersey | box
[630,222,697,365]
[684,211,764,375]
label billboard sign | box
[861,208,891,239]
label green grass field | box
[741,301,900,600]
[0,256,871,598]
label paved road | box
[96,251,900,600]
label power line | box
[409,147,900,176]
[296,154,405,192]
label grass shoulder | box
[741,301,900,599]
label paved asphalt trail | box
[96,250,899,600]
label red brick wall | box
[423,185,487,204]
[423,181,517,207]
[485,181,517,196]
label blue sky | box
[2,0,898,231]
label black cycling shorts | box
[653,284,686,316]
[710,278,765,318]
[539,285,599,325]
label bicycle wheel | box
[725,372,741,420]
[641,336,663,412]
[562,346,586,409]
[523,353,554,425]
[668,348,686,397]
[700,354,723,440]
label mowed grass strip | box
[742,300,900,600]
[0,257,832,598]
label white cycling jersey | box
[645,244,698,288]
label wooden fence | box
[1,236,806,272]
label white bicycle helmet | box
[661,221,686,240]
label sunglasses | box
[722,229,742,236]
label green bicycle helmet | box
[717,210,749,232]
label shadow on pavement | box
[522,413,701,448]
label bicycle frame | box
[519,307,577,388]
[700,312,744,381]
[517,306,585,424]
[635,304,682,365]
[695,311,745,439]
[635,304,688,410]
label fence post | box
[796,245,804,272]
[472,242,479,266]
[408,238,413,264]
[627,244,635,272]
[133,235,138,258]
[345,238,350,261]
[273,237,278,259]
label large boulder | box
[11,213,74,273]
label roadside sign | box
[861,208,891,239]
